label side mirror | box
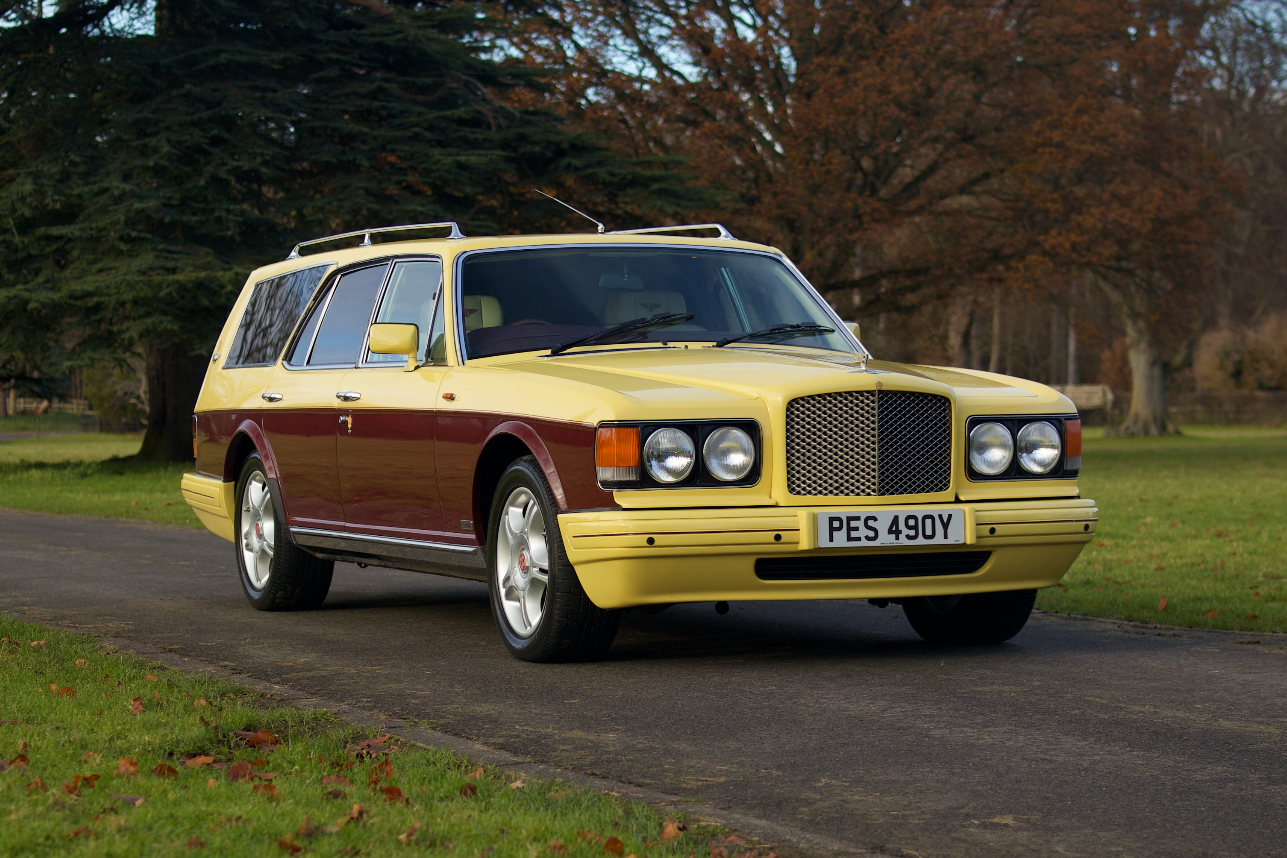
[369,323,420,371]
[844,321,861,341]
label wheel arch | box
[474,422,567,543]
[224,421,281,483]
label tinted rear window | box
[303,263,389,366]
[224,264,331,368]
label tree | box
[0,0,691,460]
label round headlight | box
[643,428,695,483]
[969,422,1013,476]
[1017,421,1061,474]
[703,427,755,482]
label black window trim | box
[221,261,336,370]
[282,258,394,372]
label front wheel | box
[902,589,1037,645]
[487,457,620,662]
[235,454,333,611]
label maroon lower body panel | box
[262,409,343,529]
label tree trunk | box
[988,288,1002,373]
[946,291,974,367]
[1114,311,1178,436]
[135,343,207,462]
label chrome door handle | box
[335,391,362,402]
[262,392,283,402]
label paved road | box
[1,509,1284,857]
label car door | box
[336,257,449,540]
[261,261,390,530]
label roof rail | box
[287,222,465,259]
[608,223,735,240]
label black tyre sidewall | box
[904,588,1037,645]
[235,454,280,609]
[486,457,618,662]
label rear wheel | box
[902,589,1037,645]
[487,456,620,662]
[235,454,333,611]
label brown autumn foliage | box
[520,0,1229,432]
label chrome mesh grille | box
[785,391,951,496]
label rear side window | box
[289,262,389,367]
[365,259,442,364]
[224,264,331,368]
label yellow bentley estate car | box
[182,222,1097,661]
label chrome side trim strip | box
[291,527,478,553]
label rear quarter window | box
[224,264,332,368]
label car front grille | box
[785,390,952,496]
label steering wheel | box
[510,319,552,325]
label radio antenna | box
[534,189,605,234]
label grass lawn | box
[0,616,716,857]
[0,435,198,528]
[1037,427,1287,633]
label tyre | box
[235,454,333,611]
[902,589,1037,645]
[487,456,620,662]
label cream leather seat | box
[604,291,687,324]
[461,295,504,331]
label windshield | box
[457,246,854,359]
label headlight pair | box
[968,416,1079,479]
[597,422,760,488]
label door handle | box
[262,392,283,402]
[336,391,361,402]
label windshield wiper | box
[714,323,835,348]
[549,312,695,356]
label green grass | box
[0,616,716,857]
[0,435,199,528]
[1037,427,1287,633]
[0,412,89,434]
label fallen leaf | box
[252,758,268,769]
[254,771,279,781]
[81,752,100,761]
[253,783,280,798]
[28,777,47,792]
[152,764,177,777]
[1253,592,1262,599]
[460,783,478,798]
[548,839,568,855]
[579,832,604,845]
[11,754,29,767]
[276,838,303,853]
[354,735,390,757]
[330,803,367,831]
[227,761,253,782]
[380,785,406,804]
[208,778,216,789]
[367,759,393,785]
[193,699,208,707]
[29,640,46,648]
[297,816,320,839]
[57,687,75,697]
[465,765,484,780]
[75,659,88,668]
[398,821,422,844]
[237,729,281,749]
[1247,614,1260,619]
[323,788,345,799]
[187,836,205,849]
[1206,610,1219,618]
[509,779,526,790]
[146,674,158,682]
[63,774,100,795]
[64,825,94,839]
[184,756,215,768]
[661,820,686,842]
[112,794,145,807]
[1157,597,1168,611]
[320,774,352,787]
[604,836,625,855]
[130,698,143,716]
[117,757,138,776]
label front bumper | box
[559,498,1097,608]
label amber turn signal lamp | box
[596,426,640,484]
[1064,418,1082,471]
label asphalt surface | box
[1,509,1284,858]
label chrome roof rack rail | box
[608,223,735,240]
[287,222,465,259]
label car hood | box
[499,345,1066,411]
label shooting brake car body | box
[182,223,1097,661]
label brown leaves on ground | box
[236,729,281,751]
[379,785,406,804]
[186,836,205,850]
[367,758,393,786]
[184,755,215,768]
[152,764,178,777]
[64,825,94,839]
[276,838,303,853]
[460,783,478,798]
[509,779,526,790]
[661,820,687,842]
[111,793,145,807]
[707,834,777,858]
[74,658,88,667]
[146,674,158,682]
[320,774,352,787]
[603,836,625,855]
[1206,610,1219,618]
[63,774,100,795]
[27,777,47,792]
[227,761,253,782]
[129,698,143,716]
[465,765,485,780]
[1157,597,1168,611]
[324,803,367,833]
[398,821,422,844]
[548,839,568,855]
[253,782,280,799]
[117,757,138,776]
[193,698,208,707]
[53,686,75,697]
[81,752,100,762]
[353,735,390,758]
[28,640,46,649]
